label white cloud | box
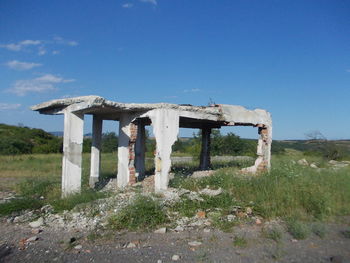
[52,50,60,55]
[38,46,47,56]
[67,41,78,46]
[0,37,77,55]
[35,74,75,83]
[8,74,75,96]
[140,0,157,5]
[20,40,41,46]
[0,39,41,51]
[0,103,21,110]
[0,43,22,51]
[53,36,79,46]
[122,3,134,8]
[6,60,42,70]
[183,88,201,93]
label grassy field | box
[0,153,111,191]
[0,151,350,228]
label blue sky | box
[0,0,349,140]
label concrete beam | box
[62,110,84,197]
[89,115,102,188]
[148,109,179,192]
[199,128,211,170]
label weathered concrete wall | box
[148,109,179,192]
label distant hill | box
[49,131,92,138]
[0,124,62,155]
[49,131,63,137]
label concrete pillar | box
[256,126,272,172]
[241,125,272,174]
[89,115,102,188]
[199,127,211,170]
[135,119,146,179]
[149,109,179,192]
[117,113,137,188]
[62,110,84,197]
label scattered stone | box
[127,242,136,248]
[227,214,235,222]
[255,218,262,225]
[172,254,180,261]
[199,187,223,197]
[26,236,38,242]
[188,241,202,247]
[13,211,36,223]
[196,211,206,218]
[310,163,318,168]
[40,205,53,214]
[29,217,44,228]
[31,229,43,235]
[203,228,211,233]
[157,260,162,263]
[74,245,82,250]
[154,227,167,234]
[174,226,184,232]
[291,239,298,243]
[297,159,309,166]
[246,207,253,214]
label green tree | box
[101,132,118,152]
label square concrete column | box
[135,119,146,179]
[117,113,137,188]
[149,109,179,192]
[89,115,102,188]
[199,127,211,170]
[62,110,84,197]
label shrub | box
[286,219,310,240]
[108,195,167,231]
[51,190,107,212]
[263,226,283,242]
[0,198,43,215]
[233,235,248,247]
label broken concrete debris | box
[32,96,272,197]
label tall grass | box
[0,152,113,215]
[174,157,350,221]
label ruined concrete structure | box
[32,96,272,197]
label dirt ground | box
[1,218,349,263]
